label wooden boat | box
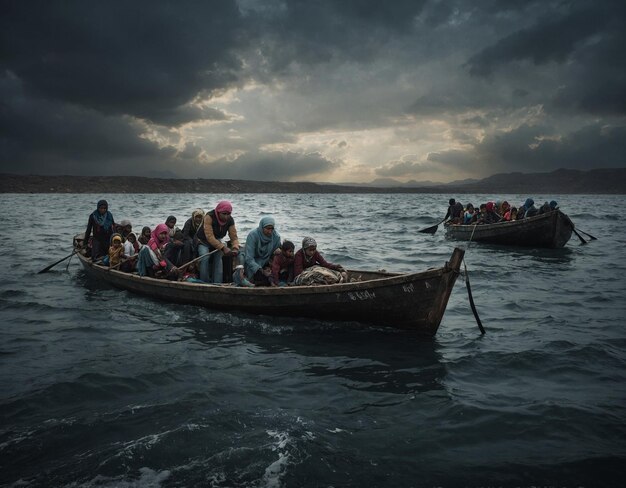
[72,237,465,336]
[445,210,573,248]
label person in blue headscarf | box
[242,216,281,286]
[523,198,538,218]
[83,199,115,261]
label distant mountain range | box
[1,168,625,194]
[332,177,481,188]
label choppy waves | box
[1,193,625,487]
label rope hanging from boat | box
[66,251,76,271]
[463,223,486,334]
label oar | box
[563,214,587,245]
[108,257,133,271]
[418,218,447,234]
[37,250,78,274]
[577,229,597,240]
[571,227,588,245]
[177,248,220,272]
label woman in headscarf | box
[181,208,205,263]
[243,216,281,286]
[83,199,115,261]
[196,201,240,283]
[138,226,151,246]
[521,198,538,218]
[137,223,176,278]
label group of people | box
[83,199,346,287]
[444,197,559,226]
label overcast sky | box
[1,0,624,183]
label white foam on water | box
[260,430,292,488]
[66,467,170,488]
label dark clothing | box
[84,212,115,260]
[525,205,539,218]
[164,239,185,267]
[138,227,151,246]
[196,210,236,251]
[294,249,338,278]
[538,202,552,214]
[181,217,201,262]
[182,217,197,240]
[445,201,464,222]
[484,211,501,224]
[271,253,295,284]
[253,268,272,286]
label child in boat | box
[116,219,133,240]
[463,204,475,224]
[504,206,518,221]
[181,263,204,283]
[165,216,179,238]
[121,232,140,272]
[164,230,185,267]
[271,240,295,286]
[108,234,127,269]
[293,237,345,281]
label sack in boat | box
[294,265,344,286]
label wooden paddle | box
[571,227,588,245]
[37,250,78,274]
[563,214,588,245]
[418,218,447,234]
[108,256,134,271]
[577,229,597,240]
[176,248,221,272]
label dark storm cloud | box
[0,75,173,175]
[549,28,626,117]
[465,1,626,118]
[1,0,248,175]
[203,150,339,181]
[250,0,431,72]
[0,0,244,125]
[428,122,626,174]
[1,0,624,181]
[466,5,611,77]
[476,123,626,172]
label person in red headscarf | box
[195,200,240,283]
[484,201,502,224]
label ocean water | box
[1,193,625,488]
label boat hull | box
[74,244,464,336]
[445,210,573,248]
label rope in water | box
[462,223,485,334]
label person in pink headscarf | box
[137,223,178,278]
[195,200,240,283]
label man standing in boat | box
[196,200,240,283]
[444,198,464,224]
